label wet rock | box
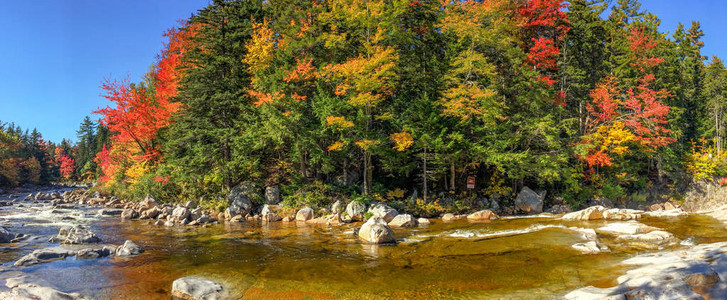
[121,208,139,220]
[367,202,398,223]
[466,210,499,221]
[116,240,143,256]
[514,187,545,214]
[265,186,280,204]
[226,182,255,218]
[76,246,116,259]
[644,208,687,217]
[154,220,165,226]
[230,215,244,223]
[97,208,123,216]
[388,214,417,227]
[296,207,314,221]
[140,207,161,219]
[571,241,609,255]
[306,214,342,226]
[596,221,659,236]
[345,201,367,222]
[0,227,15,243]
[357,216,396,244]
[417,218,431,225]
[14,247,76,266]
[49,225,101,244]
[562,206,642,221]
[172,276,226,300]
[684,271,720,296]
[331,200,344,214]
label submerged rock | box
[571,241,609,255]
[514,187,545,214]
[14,247,76,266]
[49,225,100,244]
[358,216,396,244]
[172,276,226,300]
[0,227,16,243]
[116,240,143,256]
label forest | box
[3,0,727,214]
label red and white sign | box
[467,177,475,189]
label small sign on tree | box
[467,176,475,189]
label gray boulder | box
[226,183,255,218]
[388,214,417,227]
[172,276,226,300]
[76,246,116,259]
[265,186,280,204]
[367,202,398,223]
[296,207,314,221]
[116,240,143,256]
[140,194,158,209]
[120,208,139,220]
[140,207,161,219]
[514,187,545,214]
[172,207,190,223]
[49,225,100,244]
[357,216,396,244]
[14,247,76,266]
[345,201,367,222]
[331,200,344,214]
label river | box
[1,189,727,299]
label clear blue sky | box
[0,0,725,143]
[0,0,208,143]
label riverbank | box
[1,187,727,299]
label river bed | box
[1,190,726,299]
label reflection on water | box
[1,196,727,299]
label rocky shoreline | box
[1,186,727,299]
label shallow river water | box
[1,191,727,299]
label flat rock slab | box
[14,247,76,267]
[172,276,226,300]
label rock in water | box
[49,225,101,244]
[441,213,457,222]
[466,210,499,221]
[345,201,367,222]
[265,186,280,204]
[296,207,314,221]
[172,276,225,300]
[14,247,76,266]
[357,216,396,244]
[172,207,191,223]
[0,227,15,243]
[514,187,544,214]
[121,208,139,220]
[388,214,417,227]
[417,218,431,225]
[116,240,143,256]
[367,202,398,223]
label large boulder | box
[226,183,255,218]
[140,194,159,209]
[331,200,344,214]
[367,202,398,223]
[514,187,545,214]
[49,225,100,244]
[357,216,396,244]
[120,208,139,220]
[296,207,314,221]
[261,204,282,222]
[172,276,226,300]
[265,186,280,204]
[563,206,643,221]
[345,201,367,222]
[172,207,191,223]
[14,247,76,266]
[140,207,161,220]
[466,210,499,221]
[388,214,417,227]
[116,240,143,256]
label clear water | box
[1,193,726,299]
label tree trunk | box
[450,160,455,192]
[363,152,372,195]
[423,147,428,202]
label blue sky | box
[0,0,725,143]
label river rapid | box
[1,189,727,299]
